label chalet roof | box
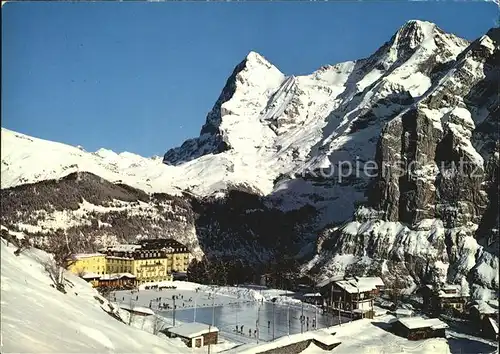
[442,284,461,291]
[355,277,384,288]
[335,279,374,294]
[99,239,189,255]
[167,322,219,338]
[397,317,448,330]
[100,273,136,280]
[394,309,413,316]
[472,301,497,315]
[102,244,141,253]
[352,308,371,313]
[317,275,344,288]
[487,299,498,309]
[81,272,101,279]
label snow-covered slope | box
[0,239,191,353]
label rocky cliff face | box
[1,21,498,298]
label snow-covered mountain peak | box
[231,51,284,92]
[394,19,433,48]
[245,50,275,70]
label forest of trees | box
[187,255,305,289]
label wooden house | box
[419,284,469,315]
[392,317,448,340]
[118,303,154,317]
[320,277,380,319]
[436,284,469,314]
[164,323,219,348]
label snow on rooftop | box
[81,272,101,279]
[0,241,191,353]
[335,279,375,294]
[167,322,219,338]
[397,317,448,330]
[487,299,499,309]
[438,290,466,298]
[394,308,414,316]
[104,244,142,252]
[355,276,385,288]
[73,253,105,259]
[106,255,134,260]
[442,284,461,291]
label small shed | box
[165,322,219,348]
[118,303,154,317]
[392,317,448,340]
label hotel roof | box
[167,322,219,338]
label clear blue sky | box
[2,1,497,157]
